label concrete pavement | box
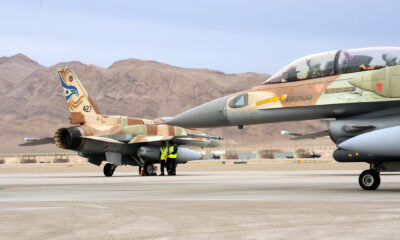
[0,164,400,239]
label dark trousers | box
[167,158,177,175]
[160,159,166,173]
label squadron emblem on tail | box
[57,68,100,115]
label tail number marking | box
[83,106,92,112]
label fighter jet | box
[168,47,400,190]
[21,68,221,176]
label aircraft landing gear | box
[141,162,156,176]
[104,163,117,177]
[359,169,380,190]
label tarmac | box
[1,162,400,240]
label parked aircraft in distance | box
[21,68,221,176]
[168,47,400,190]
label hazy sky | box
[1,0,399,74]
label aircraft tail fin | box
[57,68,101,123]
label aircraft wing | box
[21,133,221,147]
[84,134,172,144]
[128,136,173,144]
[128,134,222,144]
[281,130,329,140]
[174,134,223,140]
[19,137,54,146]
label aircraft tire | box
[103,163,116,177]
[143,162,155,176]
[359,169,380,190]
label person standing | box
[167,141,178,175]
[159,141,168,176]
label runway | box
[1,164,400,240]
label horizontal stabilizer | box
[19,137,54,146]
[281,130,329,140]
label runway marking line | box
[70,202,108,209]
[369,209,400,212]
[173,226,243,236]
[0,207,64,211]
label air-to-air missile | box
[21,68,221,176]
[168,47,400,190]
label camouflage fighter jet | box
[21,68,221,176]
[168,47,400,190]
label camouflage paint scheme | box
[167,47,400,190]
[55,68,220,152]
[22,67,221,177]
[169,47,400,128]
[236,67,400,111]
[233,49,400,121]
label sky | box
[1,0,400,74]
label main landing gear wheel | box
[142,162,156,176]
[359,169,380,190]
[103,163,116,177]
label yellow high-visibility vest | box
[168,145,177,159]
[160,146,168,160]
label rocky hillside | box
[0,54,327,153]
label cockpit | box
[264,47,400,84]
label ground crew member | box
[159,141,168,176]
[167,141,178,175]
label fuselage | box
[55,113,219,154]
[168,47,400,190]
[169,47,400,128]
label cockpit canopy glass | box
[264,51,337,84]
[338,47,400,74]
[228,93,248,108]
[264,47,400,84]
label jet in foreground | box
[21,68,221,176]
[168,47,400,190]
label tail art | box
[57,68,100,123]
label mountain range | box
[0,54,328,153]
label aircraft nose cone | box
[168,96,230,128]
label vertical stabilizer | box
[57,68,100,123]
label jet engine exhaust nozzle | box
[54,127,86,150]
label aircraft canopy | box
[264,47,400,84]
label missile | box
[338,126,400,156]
